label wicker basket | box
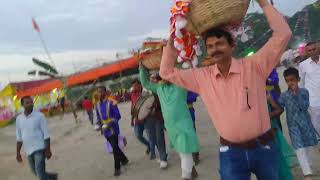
[139,48,163,70]
[186,0,251,35]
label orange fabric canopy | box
[17,55,141,98]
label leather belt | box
[220,128,276,149]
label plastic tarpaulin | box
[17,54,144,97]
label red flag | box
[32,18,40,32]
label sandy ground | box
[1,69,320,180]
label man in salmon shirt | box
[159,0,292,179]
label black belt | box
[220,128,276,149]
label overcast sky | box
[0,0,317,88]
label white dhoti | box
[179,153,194,179]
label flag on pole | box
[32,18,40,32]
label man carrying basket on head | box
[139,64,200,180]
[160,0,292,179]
[96,85,129,177]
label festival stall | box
[32,88,65,116]
[0,79,54,127]
[0,84,17,127]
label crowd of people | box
[14,0,320,179]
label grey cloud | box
[0,0,317,84]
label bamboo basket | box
[186,0,251,35]
[138,48,163,70]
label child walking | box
[278,67,318,179]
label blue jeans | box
[155,120,167,161]
[134,123,150,150]
[145,116,167,161]
[219,140,279,180]
[145,117,157,159]
[27,150,47,180]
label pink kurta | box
[160,5,292,143]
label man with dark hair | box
[97,85,107,92]
[16,96,57,180]
[306,42,315,46]
[203,27,235,46]
[160,0,292,179]
[131,79,141,85]
[96,85,129,176]
[20,96,31,105]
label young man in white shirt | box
[16,96,57,180]
[299,52,320,137]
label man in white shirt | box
[16,96,57,180]
[299,53,320,137]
